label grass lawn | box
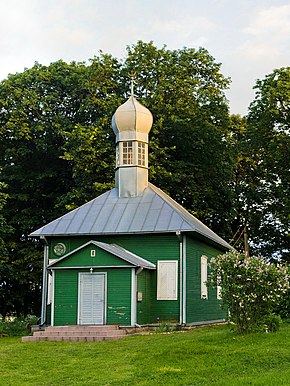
[0,324,289,386]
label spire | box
[111,78,153,197]
[129,72,136,97]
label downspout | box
[136,266,143,275]
[176,232,183,325]
[134,266,144,328]
[40,236,48,325]
[182,234,186,325]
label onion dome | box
[112,96,153,141]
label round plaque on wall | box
[53,242,67,256]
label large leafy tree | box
[242,68,290,261]
[124,42,234,236]
[0,56,122,316]
[0,41,234,316]
[0,177,14,319]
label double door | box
[78,273,106,325]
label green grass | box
[0,324,290,385]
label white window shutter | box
[201,255,208,299]
[157,260,178,300]
[47,259,57,304]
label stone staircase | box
[22,325,127,342]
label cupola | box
[112,80,153,197]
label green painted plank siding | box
[106,269,131,325]
[137,270,151,325]
[111,234,180,323]
[49,234,180,324]
[186,236,226,323]
[49,233,228,325]
[53,268,131,326]
[54,270,78,325]
[52,245,132,268]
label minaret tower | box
[112,76,153,197]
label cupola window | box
[138,142,146,166]
[123,141,133,165]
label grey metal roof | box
[31,183,230,250]
[48,240,156,270]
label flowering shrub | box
[208,251,289,334]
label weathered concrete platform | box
[22,325,127,342]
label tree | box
[0,42,234,316]
[0,177,15,319]
[0,56,123,316]
[244,68,290,261]
[0,179,9,257]
[124,42,234,237]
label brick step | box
[33,330,126,337]
[45,325,119,332]
[22,335,126,343]
[21,324,127,343]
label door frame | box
[77,272,107,325]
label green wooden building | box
[31,90,230,327]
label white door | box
[78,273,106,325]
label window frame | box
[122,141,133,165]
[137,142,146,166]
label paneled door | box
[78,273,106,325]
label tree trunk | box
[244,225,250,258]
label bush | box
[208,251,289,334]
[274,289,290,320]
[263,314,282,333]
[0,315,39,337]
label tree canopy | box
[244,67,290,260]
[0,41,288,317]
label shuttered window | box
[157,260,178,300]
[201,255,208,299]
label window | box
[157,260,178,300]
[122,141,133,165]
[201,255,208,299]
[138,142,146,166]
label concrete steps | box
[22,325,127,342]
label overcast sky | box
[1,0,289,115]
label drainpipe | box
[136,266,143,275]
[176,232,183,325]
[182,234,186,325]
[131,266,144,327]
[40,236,48,325]
[176,232,186,325]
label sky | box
[0,0,289,115]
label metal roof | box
[48,240,156,270]
[31,183,230,250]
